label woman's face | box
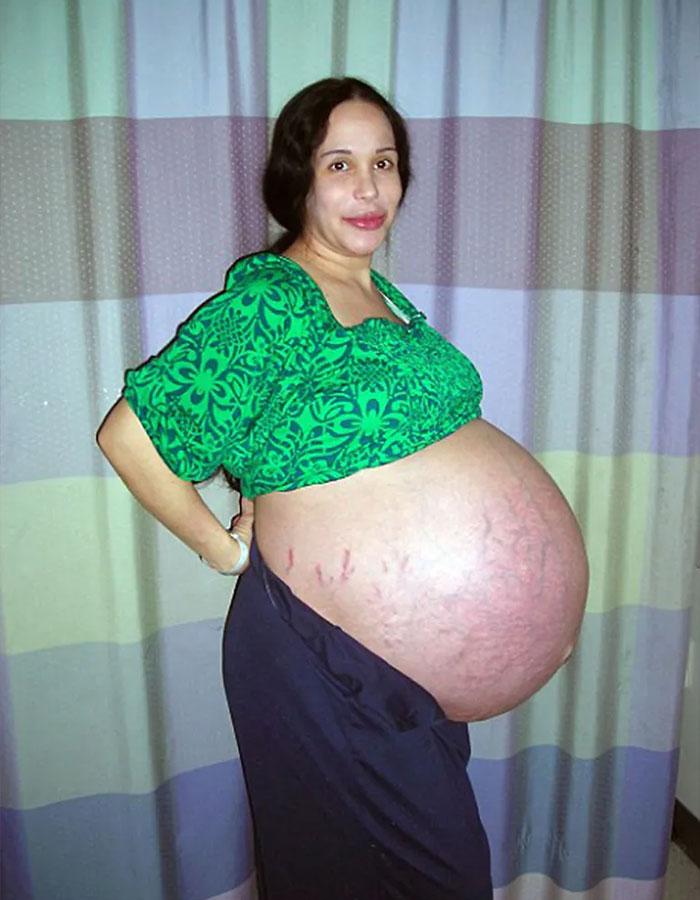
[302,99,403,260]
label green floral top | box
[123,252,482,497]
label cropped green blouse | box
[123,253,483,497]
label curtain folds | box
[1,2,698,898]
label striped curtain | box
[1,2,698,899]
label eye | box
[329,160,349,172]
[376,158,395,170]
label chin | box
[341,231,389,257]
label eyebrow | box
[319,146,398,158]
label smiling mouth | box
[343,214,386,230]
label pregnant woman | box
[98,78,588,900]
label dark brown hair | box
[263,77,412,253]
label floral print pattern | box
[123,253,483,496]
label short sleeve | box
[123,258,289,482]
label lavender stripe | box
[0,117,268,304]
[659,130,700,297]
[172,761,253,900]
[131,117,268,298]
[5,120,696,304]
[450,287,537,449]
[392,120,662,293]
[471,746,679,890]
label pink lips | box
[343,214,386,230]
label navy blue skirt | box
[222,539,492,900]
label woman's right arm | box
[97,398,246,572]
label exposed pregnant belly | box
[254,419,588,722]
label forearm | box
[97,399,240,571]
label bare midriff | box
[254,418,588,722]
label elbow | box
[95,397,166,481]
[96,397,128,462]
[96,424,114,463]
[96,415,118,468]
[95,419,108,452]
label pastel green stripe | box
[543,0,658,128]
[0,477,237,655]
[3,455,696,656]
[0,0,127,120]
[268,0,334,114]
[268,0,394,115]
[536,452,651,614]
[640,452,700,613]
[536,452,699,614]
[10,642,166,807]
[7,626,237,809]
[343,0,395,96]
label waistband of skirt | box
[248,537,455,733]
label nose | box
[354,168,379,200]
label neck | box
[286,235,374,289]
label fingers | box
[230,495,255,539]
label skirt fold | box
[222,539,492,900]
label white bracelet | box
[199,530,249,576]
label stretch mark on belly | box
[340,549,355,583]
[475,479,563,611]
[314,563,338,587]
[285,547,294,574]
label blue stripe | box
[0,808,35,900]
[5,746,679,896]
[394,0,545,119]
[3,289,695,483]
[129,0,266,118]
[400,284,536,447]
[652,295,700,456]
[11,760,253,900]
[471,745,678,890]
[658,0,700,129]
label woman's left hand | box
[230,496,255,552]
